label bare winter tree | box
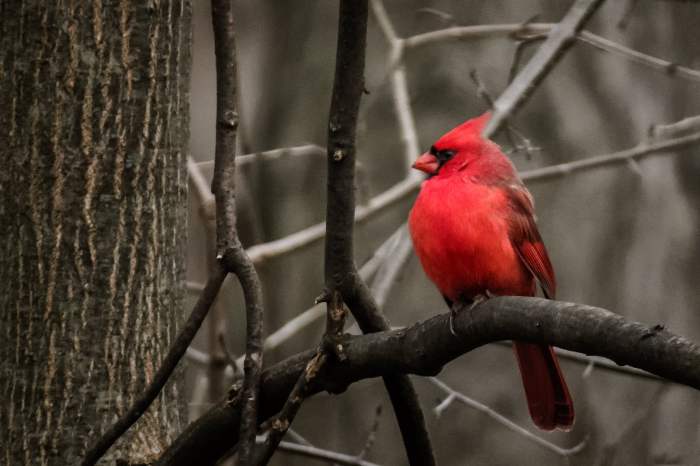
[2,1,700,466]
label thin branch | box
[370,0,422,174]
[284,429,312,446]
[277,442,383,466]
[519,131,700,182]
[186,280,207,293]
[187,347,213,366]
[82,267,227,466]
[245,177,419,264]
[251,352,327,466]
[489,341,665,382]
[324,2,434,465]
[156,296,700,465]
[484,0,606,137]
[429,378,587,457]
[370,224,413,309]
[403,23,700,83]
[210,2,263,464]
[557,347,662,381]
[196,144,326,169]
[188,156,216,219]
[357,404,383,460]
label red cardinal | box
[408,113,574,431]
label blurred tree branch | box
[404,24,700,83]
[429,377,587,457]
[484,0,606,137]
[156,296,700,465]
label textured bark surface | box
[0,1,192,464]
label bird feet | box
[449,291,494,336]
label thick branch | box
[156,296,700,465]
[210,1,263,464]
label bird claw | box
[449,292,494,336]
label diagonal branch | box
[429,378,587,457]
[81,268,227,466]
[156,296,700,466]
[210,1,264,464]
[483,0,606,137]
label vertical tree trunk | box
[0,1,192,464]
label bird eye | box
[436,150,455,162]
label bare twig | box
[186,280,207,293]
[196,144,326,169]
[251,352,327,466]
[519,131,700,182]
[484,0,606,137]
[188,156,216,219]
[285,429,312,446]
[370,0,422,173]
[277,442,383,466]
[488,341,665,382]
[357,405,383,460]
[82,268,227,465]
[157,296,700,465]
[245,177,419,264]
[186,347,212,366]
[429,378,587,457]
[370,224,413,309]
[210,2,263,464]
[650,115,700,140]
[404,23,700,83]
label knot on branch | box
[218,110,239,129]
[332,149,345,161]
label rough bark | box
[155,296,700,465]
[0,1,192,464]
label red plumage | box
[408,113,574,431]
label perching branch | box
[483,0,606,137]
[155,296,700,465]
[210,1,264,464]
[323,2,435,465]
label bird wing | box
[505,183,557,299]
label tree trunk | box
[0,1,192,464]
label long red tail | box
[513,341,574,431]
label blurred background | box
[185,1,700,465]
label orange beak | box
[412,153,439,175]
